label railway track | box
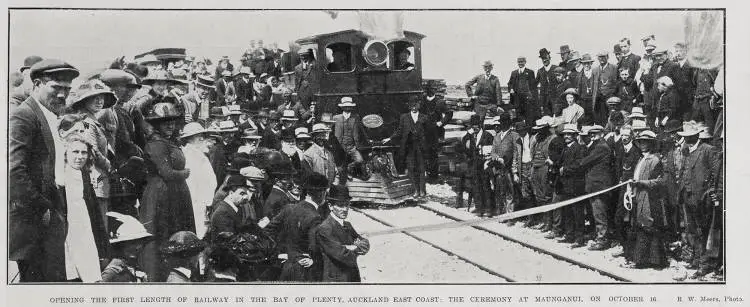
[352,204,632,283]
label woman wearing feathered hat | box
[139,101,196,282]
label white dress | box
[63,166,102,282]
[182,143,217,239]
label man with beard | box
[315,185,370,282]
[280,129,302,171]
[9,59,80,282]
[565,125,614,250]
[508,56,538,121]
[182,74,215,123]
[595,51,619,125]
[577,54,598,125]
[536,48,558,117]
[302,124,338,185]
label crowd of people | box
[7,32,723,283]
[8,48,374,283]
[461,35,723,280]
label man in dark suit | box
[262,160,298,221]
[421,82,453,181]
[264,173,329,281]
[672,42,695,120]
[457,114,494,216]
[677,122,721,278]
[611,126,641,252]
[234,66,255,110]
[294,49,319,108]
[616,38,641,80]
[465,61,503,120]
[9,59,80,282]
[315,185,370,282]
[640,49,678,124]
[209,175,254,242]
[508,56,538,121]
[489,113,519,216]
[595,51,619,125]
[565,125,614,250]
[536,49,558,117]
[556,124,587,247]
[384,98,431,199]
[557,45,576,73]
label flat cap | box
[30,59,80,80]
[99,69,140,87]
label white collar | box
[622,51,632,57]
[566,141,574,147]
[330,212,345,226]
[174,267,192,279]
[543,64,551,70]
[426,95,436,101]
[410,112,419,120]
[623,141,633,152]
[689,141,700,153]
[485,74,492,79]
[304,196,319,210]
[679,59,687,67]
[343,112,351,120]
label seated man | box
[327,49,351,72]
[396,48,415,71]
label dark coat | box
[389,112,430,170]
[421,95,453,142]
[679,143,720,210]
[261,128,282,151]
[508,68,537,104]
[641,60,678,108]
[9,96,64,271]
[209,142,229,186]
[673,60,696,114]
[263,186,295,220]
[458,130,494,177]
[614,78,639,111]
[656,88,678,119]
[596,63,619,98]
[332,113,367,148]
[617,53,641,80]
[569,139,614,193]
[465,73,503,105]
[537,65,559,115]
[209,200,245,242]
[559,142,587,195]
[234,78,254,106]
[294,61,319,105]
[490,130,519,172]
[614,142,642,182]
[315,216,365,282]
[265,200,324,281]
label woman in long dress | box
[139,102,195,282]
[57,133,110,282]
[623,130,668,269]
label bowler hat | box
[21,55,44,72]
[579,53,594,63]
[226,153,253,173]
[327,185,352,203]
[303,173,330,190]
[66,79,118,110]
[539,48,551,59]
[558,45,571,54]
[223,174,250,191]
[160,231,207,257]
[30,59,80,81]
[469,114,481,126]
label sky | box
[10,10,695,85]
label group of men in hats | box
[8,53,374,283]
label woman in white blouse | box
[559,88,585,125]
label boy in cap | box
[315,185,370,282]
[101,212,153,282]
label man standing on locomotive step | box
[465,60,503,121]
[421,81,453,182]
[332,97,368,184]
[294,48,319,108]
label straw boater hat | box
[561,123,579,134]
[66,79,118,110]
[677,121,702,137]
[311,123,332,134]
[106,212,152,244]
[631,119,648,131]
[628,107,646,119]
[228,105,244,116]
[209,120,239,133]
[195,74,215,89]
[532,116,553,130]
[338,96,356,108]
[179,122,210,139]
[159,231,207,257]
[144,102,181,122]
[635,130,657,141]
[280,109,299,121]
[320,113,336,123]
[606,96,622,106]
[561,88,579,99]
[295,127,311,139]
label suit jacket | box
[641,60,678,108]
[614,78,639,111]
[9,96,64,262]
[569,139,614,193]
[234,78,254,105]
[576,68,600,105]
[537,65,559,114]
[508,68,537,105]
[294,61,319,104]
[261,128,282,151]
[302,144,337,185]
[209,200,245,243]
[673,60,696,111]
[265,200,324,281]
[679,143,720,208]
[465,73,503,105]
[276,102,310,121]
[390,112,430,168]
[263,186,295,220]
[614,142,642,182]
[596,63,619,98]
[559,142,587,195]
[332,114,366,148]
[490,130,519,172]
[315,216,365,282]
[617,53,641,80]
[459,130,494,177]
